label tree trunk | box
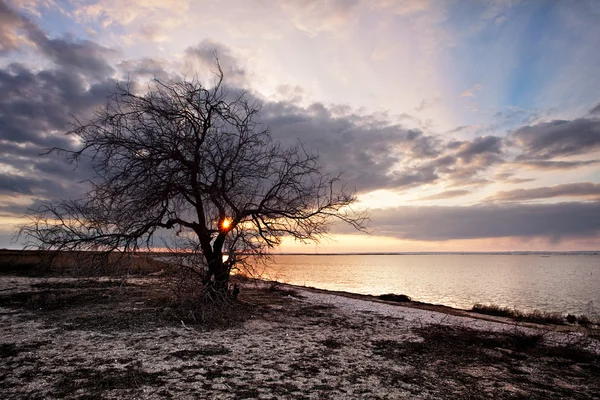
[205,256,230,297]
[213,258,230,294]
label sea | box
[258,253,600,315]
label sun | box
[221,218,232,230]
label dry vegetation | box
[1,251,599,399]
[472,303,567,325]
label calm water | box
[261,254,600,315]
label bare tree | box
[21,65,368,294]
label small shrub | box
[159,269,254,329]
[566,314,577,324]
[379,293,411,303]
[577,315,591,326]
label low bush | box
[379,293,411,303]
[577,315,591,326]
[472,303,565,325]
[524,309,564,325]
[472,303,517,318]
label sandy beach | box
[1,274,599,399]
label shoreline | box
[267,280,593,333]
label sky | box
[1,0,600,252]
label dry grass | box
[472,303,566,325]
[0,249,172,277]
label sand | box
[1,274,599,399]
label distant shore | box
[3,248,600,256]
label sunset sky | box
[1,0,600,252]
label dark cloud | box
[455,136,503,163]
[0,173,38,196]
[0,63,116,147]
[0,11,117,215]
[258,99,514,191]
[485,182,600,202]
[0,172,68,197]
[33,33,117,80]
[589,103,600,116]
[511,118,600,160]
[419,189,471,201]
[0,64,109,207]
[365,202,600,241]
[405,136,504,188]
[261,100,444,192]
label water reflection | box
[263,254,600,314]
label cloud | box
[459,84,484,112]
[492,172,536,185]
[0,173,38,196]
[408,135,504,188]
[0,63,116,146]
[260,100,446,192]
[0,64,112,188]
[589,102,600,116]
[274,84,308,104]
[511,118,600,160]
[117,58,170,80]
[184,40,246,85]
[0,13,118,215]
[366,202,600,241]
[512,160,600,170]
[459,83,483,98]
[260,100,514,192]
[455,135,502,164]
[414,93,442,112]
[0,172,67,197]
[0,1,116,80]
[0,0,37,52]
[279,0,361,35]
[485,182,600,202]
[374,0,431,15]
[33,34,117,80]
[419,189,470,201]
[73,0,192,35]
